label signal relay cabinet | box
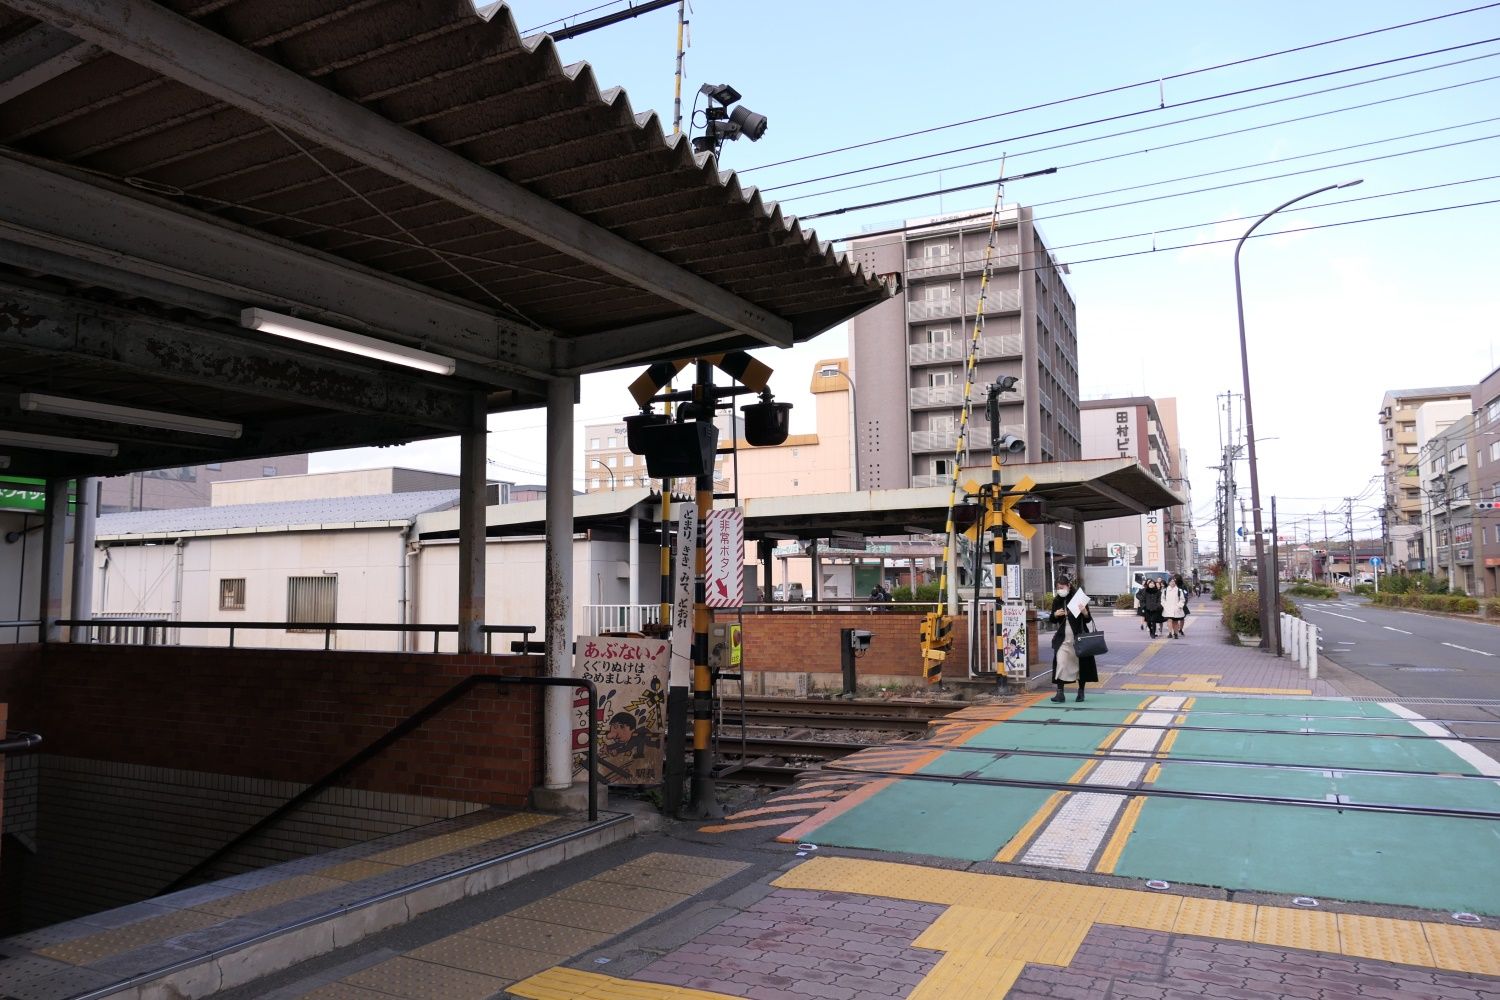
[708,622,742,670]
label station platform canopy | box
[0,0,891,482]
[734,458,1187,542]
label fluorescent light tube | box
[18,393,242,439]
[240,308,456,376]
[0,430,118,457]
[0,456,9,469]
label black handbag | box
[1075,622,1108,658]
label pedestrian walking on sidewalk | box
[1138,578,1164,638]
[1050,575,1098,702]
[1162,573,1189,638]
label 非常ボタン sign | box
[704,508,744,608]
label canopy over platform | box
[0,0,891,481]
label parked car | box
[772,583,805,602]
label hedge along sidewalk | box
[1361,593,1500,626]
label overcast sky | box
[312,0,1500,545]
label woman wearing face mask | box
[1049,574,1098,702]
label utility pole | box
[1321,509,1330,582]
[1346,497,1356,590]
[1271,496,1282,655]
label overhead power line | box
[806,117,1500,224]
[773,56,1500,200]
[742,3,1500,172]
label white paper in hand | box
[1066,588,1090,618]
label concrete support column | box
[70,477,96,642]
[628,511,640,630]
[39,477,67,643]
[457,392,488,654]
[543,376,576,791]
[1072,518,1087,586]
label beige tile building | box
[1379,386,1472,570]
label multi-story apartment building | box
[583,360,855,499]
[1423,413,1479,594]
[847,205,1082,579]
[1473,368,1500,596]
[1379,386,1472,570]
[1079,397,1192,575]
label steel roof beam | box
[10,0,794,349]
[0,22,98,104]
[563,315,741,374]
[1083,477,1151,515]
[0,154,551,396]
[0,281,477,432]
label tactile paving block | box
[453,813,554,841]
[1254,906,1341,954]
[406,934,559,982]
[1421,922,1500,975]
[554,879,689,913]
[624,852,748,878]
[1173,898,1258,942]
[301,983,389,1000]
[986,913,1092,966]
[510,967,738,1000]
[1024,882,1110,923]
[317,860,401,883]
[1092,886,1182,932]
[341,956,507,999]
[911,905,1017,954]
[906,952,1025,1000]
[510,897,647,934]
[190,874,346,918]
[1338,914,1435,967]
[461,914,608,955]
[953,876,1042,913]
[589,866,725,894]
[35,909,221,964]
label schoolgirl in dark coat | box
[1050,575,1098,703]
[1138,579,1164,638]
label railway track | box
[719,695,965,733]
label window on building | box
[622,476,633,487]
[923,242,951,258]
[590,478,600,490]
[1399,422,1415,433]
[623,454,633,467]
[1403,444,1418,454]
[262,465,277,477]
[1489,398,1500,422]
[219,578,245,611]
[933,458,951,477]
[286,576,336,632]
[607,455,617,467]
[589,438,600,449]
[606,436,618,448]
[929,370,953,388]
[928,327,952,343]
[1490,442,1500,462]
[1385,428,1393,440]
[924,285,951,301]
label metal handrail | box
[160,673,597,895]
[53,619,535,652]
[0,731,41,754]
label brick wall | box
[722,611,1044,683]
[0,644,544,805]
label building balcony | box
[910,384,965,408]
[1396,430,1417,445]
[905,254,962,279]
[906,289,1021,323]
[907,333,1022,366]
[912,474,947,488]
[910,423,1022,453]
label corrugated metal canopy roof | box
[0,0,892,480]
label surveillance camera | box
[999,434,1025,454]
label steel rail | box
[721,710,934,732]
[980,705,1500,726]
[928,716,1500,743]
[881,740,1500,781]
[819,762,1500,821]
[738,696,963,719]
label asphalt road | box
[1302,594,1500,701]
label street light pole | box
[592,457,615,491]
[1233,178,1361,647]
[820,366,859,491]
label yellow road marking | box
[993,791,1068,862]
[1094,795,1145,874]
[699,815,814,834]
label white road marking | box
[1382,627,1412,635]
[1304,608,1366,622]
[1382,703,1500,778]
[1441,642,1494,657]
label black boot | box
[1050,686,1066,703]
[1075,684,1086,702]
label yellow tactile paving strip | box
[1121,672,1312,695]
[313,853,748,998]
[1094,795,1146,874]
[906,953,1026,1000]
[773,856,1500,977]
[511,967,735,999]
[34,811,558,967]
[993,791,1067,862]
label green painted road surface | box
[797,693,1500,914]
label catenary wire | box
[741,3,1500,172]
[775,59,1500,201]
[799,113,1500,220]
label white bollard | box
[1307,624,1318,680]
[1291,618,1302,667]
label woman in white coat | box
[1161,574,1189,638]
